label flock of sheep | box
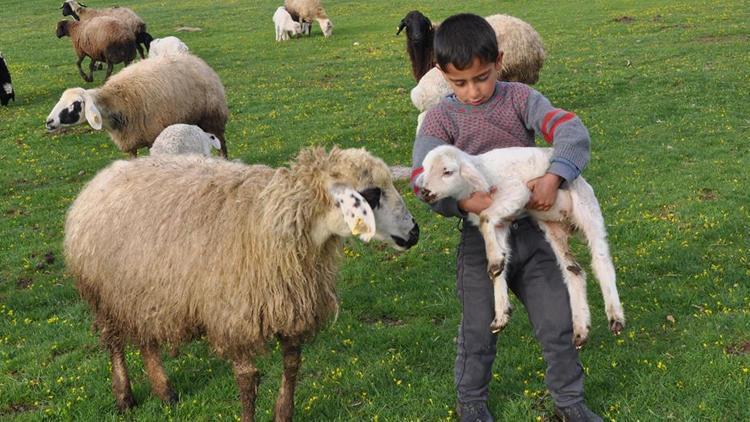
[1,2,623,421]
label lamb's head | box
[415,145,489,204]
[59,1,83,20]
[320,19,333,37]
[46,88,102,132]
[201,132,222,155]
[310,147,419,250]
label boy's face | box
[439,54,503,106]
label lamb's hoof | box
[573,325,590,349]
[490,308,512,333]
[487,261,505,279]
[609,319,625,335]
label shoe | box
[554,401,603,422]
[457,401,494,422]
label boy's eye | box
[477,75,489,81]
[453,81,465,87]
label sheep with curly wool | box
[45,53,229,158]
[150,124,221,156]
[56,17,137,82]
[284,0,333,37]
[148,36,189,57]
[61,0,153,58]
[64,146,419,420]
[0,53,14,106]
[414,145,624,346]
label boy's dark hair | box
[434,13,498,70]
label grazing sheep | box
[150,124,221,156]
[56,17,137,82]
[61,0,153,59]
[414,145,625,345]
[0,53,15,106]
[45,53,229,158]
[284,0,333,37]
[273,6,303,41]
[148,36,189,57]
[64,147,420,420]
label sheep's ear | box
[459,160,490,192]
[82,92,102,130]
[329,184,376,242]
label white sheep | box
[64,147,420,419]
[284,0,333,37]
[45,53,229,158]
[56,17,137,82]
[414,145,625,346]
[148,36,189,57]
[150,124,221,156]
[0,53,14,106]
[273,7,302,41]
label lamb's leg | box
[538,221,591,348]
[233,359,260,422]
[273,336,302,422]
[140,342,178,404]
[101,324,136,412]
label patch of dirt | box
[0,403,37,416]
[360,315,404,326]
[698,188,717,201]
[613,16,635,24]
[16,277,33,289]
[696,34,749,44]
[725,341,750,356]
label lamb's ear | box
[329,184,376,242]
[82,91,102,130]
[459,160,490,192]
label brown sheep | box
[64,147,420,421]
[56,17,137,82]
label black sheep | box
[0,53,15,106]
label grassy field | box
[1,0,749,420]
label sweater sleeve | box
[410,107,466,219]
[523,89,591,182]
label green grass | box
[1,0,749,420]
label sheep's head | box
[414,145,489,204]
[320,19,333,37]
[59,1,83,20]
[55,20,72,38]
[201,132,222,156]
[396,10,432,40]
[311,148,419,250]
[46,88,102,132]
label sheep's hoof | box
[609,319,624,335]
[115,395,136,413]
[573,327,590,349]
[490,308,512,333]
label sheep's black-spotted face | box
[46,88,86,132]
[60,3,80,20]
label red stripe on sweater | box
[411,167,424,194]
[543,112,576,143]
[541,109,563,140]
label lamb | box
[284,0,333,37]
[45,53,229,158]
[273,6,303,41]
[56,17,137,82]
[0,53,15,106]
[64,147,420,420]
[414,145,624,347]
[60,0,153,59]
[150,124,221,156]
[148,36,189,57]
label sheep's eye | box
[442,170,454,177]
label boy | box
[410,13,603,422]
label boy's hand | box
[458,187,496,214]
[526,173,562,211]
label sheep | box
[414,145,624,346]
[45,53,229,158]
[397,10,435,82]
[60,0,153,59]
[284,0,333,37]
[56,17,137,83]
[0,53,15,106]
[150,124,221,157]
[148,36,189,57]
[64,146,420,420]
[273,6,303,41]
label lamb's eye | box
[443,170,454,177]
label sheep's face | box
[201,132,222,156]
[292,21,303,35]
[55,20,71,38]
[396,10,432,39]
[320,19,333,37]
[60,1,81,20]
[416,146,476,204]
[46,88,87,131]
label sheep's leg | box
[136,43,145,59]
[273,336,302,422]
[233,359,260,422]
[140,342,178,404]
[104,62,114,82]
[538,221,591,348]
[570,181,625,335]
[102,332,136,411]
[76,55,91,83]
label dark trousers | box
[454,217,584,407]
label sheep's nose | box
[45,119,56,130]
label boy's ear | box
[495,52,504,71]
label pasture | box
[1,0,748,420]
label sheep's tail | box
[137,31,154,50]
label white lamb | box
[150,124,221,157]
[414,145,625,347]
[148,36,189,57]
[273,7,302,41]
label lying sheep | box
[414,145,624,345]
[0,53,14,106]
[61,0,153,59]
[148,36,189,57]
[56,17,137,82]
[64,147,420,420]
[46,53,229,158]
[284,0,333,37]
[150,124,221,156]
[273,6,302,41]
